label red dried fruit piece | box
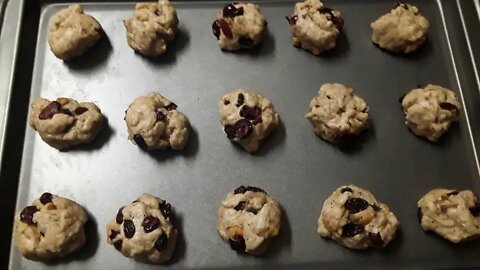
[286,15,298,25]
[439,102,458,112]
[234,186,247,194]
[368,232,384,247]
[154,233,168,252]
[246,186,266,194]
[74,107,88,115]
[39,101,61,120]
[40,193,53,205]
[159,201,172,219]
[344,198,370,213]
[251,116,262,125]
[341,187,353,193]
[134,134,148,150]
[341,223,364,237]
[20,206,39,224]
[234,201,246,211]
[212,20,221,39]
[240,106,261,121]
[142,216,160,233]
[224,119,253,140]
[165,102,177,111]
[223,4,244,18]
[109,230,120,240]
[229,234,246,251]
[216,19,233,39]
[114,240,123,251]
[236,93,244,107]
[123,219,135,238]
[156,111,166,121]
[116,207,124,224]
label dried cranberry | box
[74,107,88,115]
[223,4,244,18]
[20,206,38,224]
[224,119,253,140]
[469,203,480,217]
[344,198,370,213]
[417,207,423,223]
[239,106,261,121]
[214,19,233,39]
[341,223,364,237]
[212,20,221,39]
[116,207,124,224]
[154,233,168,251]
[246,186,266,194]
[368,232,384,247]
[39,193,53,204]
[238,36,254,47]
[229,234,245,251]
[234,201,246,211]
[142,216,160,233]
[159,201,172,219]
[252,116,262,125]
[39,101,61,120]
[123,219,135,238]
[166,103,177,111]
[114,240,122,251]
[439,102,458,112]
[133,134,148,150]
[109,230,120,240]
[341,187,353,193]
[234,186,247,194]
[447,191,459,196]
[286,15,298,25]
[236,94,244,107]
[156,111,166,121]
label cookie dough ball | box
[219,89,279,152]
[124,0,178,56]
[371,2,429,53]
[318,185,400,249]
[212,2,267,51]
[12,193,88,260]
[286,0,344,55]
[29,97,104,149]
[217,186,281,255]
[417,189,480,243]
[125,92,190,151]
[305,83,369,144]
[106,194,177,264]
[47,4,102,60]
[401,84,460,141]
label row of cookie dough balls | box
[48,0,429,60]
[13,185,480,263]
[28,83,461,152]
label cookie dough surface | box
[418,189,480,243]
[401,84,460,141]
[125,92,190,151]
[371,3,429,53]
[217,186,281,255]
[212,2,267,51]
[29,97,104,149]
[12,193,88,260]
[48,4,102,60]
[124,0,178,56]
[317,185,400,249]
[286,0,343,55]
[219,89,279,152]
[305,83,369,144]
[106,194,177,264]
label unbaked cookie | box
[212,2,267,51]
[106,194,177,264]
[286,0,344,55]
[124,0,179,56]
[48,4,102,60]
[305,83,369,144]
[317,185,400,249]
[12,193,88,260]
[400,84,460,141]
[125,92,190,151]
[371,2,429,53]
[219,89,279,152]
[29,97,104,149]
[217,186,281,255]
[417,189,480,243]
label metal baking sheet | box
[2,0,480,269]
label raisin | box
[114,240,123,251]
[368,232,384,247]
[417,207,423,223]
[74,107,88,115]
[344,198,370,213]
[133,134,148,150]
[469,203,480,217]
[156,111,166,121]
[20,206,38,224]
[142,216,160,233]
[39,101,61,119]
[165,103,177,111]
[252,116,262,125]
[212,20,221,39]
[239,106,261,121]
[246,186,266,194]
[234,186,247,194]
[238,36,254,47]
[223,4,244,18]
[286,15,298,25]
[109,230,120,240]
[159,201,172,219]
[439,102,458,112]
[341,223,364,237]
[234,201,246,211]
[154,233,168,252]
[215,19,233,39]
[116,207,124,224]
[236,94,244,107]
[123,219,135,238]
[39,192,53,204]
[229,234,246,251]
[447,190,459,196]
[224,119,253,140]
[341,187,352,193]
